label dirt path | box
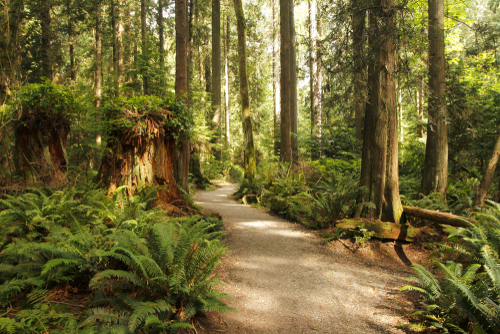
[193,185,413,333]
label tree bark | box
[111,1,118,95]
[234,0,256,180]
[475,131,500,207]
[309,0,322,160]
[224,12,230,146]
[95,0,103,145]
[417,78,424,138]
[158,0,165,86]
[290,0,298,162]
[280,0,291,162]
[117,0,124,94]
[272,0,280,156]
[41,0,52,80]
[420,0,448,196]
[212,0,221,130]
[141,0,149,95]
[0,0,22,104]
[352,0,366,141]
[176,0,190,192]
[403,206,475,228]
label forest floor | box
[189,184,427,334]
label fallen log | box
[335,219,436,242]
[403,206,476,228]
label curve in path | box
[194,184,410,333]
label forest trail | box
[193,185,412,333]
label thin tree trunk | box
[417,77,424,138]
[224,12,230,146]
[158,0,165,86]
[382,0,402,223]
[95,0,102,144]
[1,0,22,104]
[212,0,221,129]
[272,0,280,156]
[234,0,256,180]
[67,0,75,82]
[352,0,366,141]
[41,0,52,80]
[141,0,148,95]
[475,132,500,207]
[111,1,118,95]
[117,0,123,94]
[280,0,291,162]
[309,0,321,160]
[420,0,448,196]
[290,0,298,161]
[176,0,190,192]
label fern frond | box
[128,300,175,331]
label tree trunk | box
[420,0,448,196]
[234,0,256,180]
[352,0,366,141]
[158,0,165,86]
[41,0,52,80]
[475,131,500,207]
[382,2,403,223]
[359,0,400,222]
[67,0,75,82]
[280,0,291,162]
[95,0,103,145]
[212,0,221,130]
[0,0,22,104]
[111,1,118,95]
[272,0,280,156]
[309,0,321,160]
[290,0,298,162]
[141,0,149,95]
[176,0,190,192]
[224,12,230,146]
[117,0,124,93]
[417,77,424,137]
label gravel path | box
[194,185,412,333]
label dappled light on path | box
[194,185,410,333]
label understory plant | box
[0,186,232,333]
[401,201,500,333]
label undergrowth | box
[0,186,232,333]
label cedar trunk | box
[475,131,500,207]
[234,0,256,180]
[224,12,230,146]
[290,0,298,161]
[41,0,52,80]
[272,0,280,156]
[176,0,190,192]
[212,0,222,129]
[141,0,149,95]
[352,0,366,141]
[309,0,322,160]
[280,0,291,162]
[420,0,448,196]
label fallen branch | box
[403,206,476,228]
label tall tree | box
[234,0,256,180]
[359,0,402,222]
[67,0,75,82]
[475,131,500,207]
[352,0,366,141]
[272,0,280,156]
[41,0,52,80]
[176,0,190,192]
[95,0,103,144]
[224,11,230,146]
[141,0,149,95]
[290,0,298,161]
[212,0,221,130]
[158,0,165,86]
[420,0,448,196]
[0,0,22,103]
[309,0,322,160]
[280,0,291,162]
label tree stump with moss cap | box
[98,95,194,213]
[10,83,76,185]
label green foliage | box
[320,227,374,248]
[0,186,231,333]
[401,202,500,333]
[104,94,193,143]
[8,83,78,133]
